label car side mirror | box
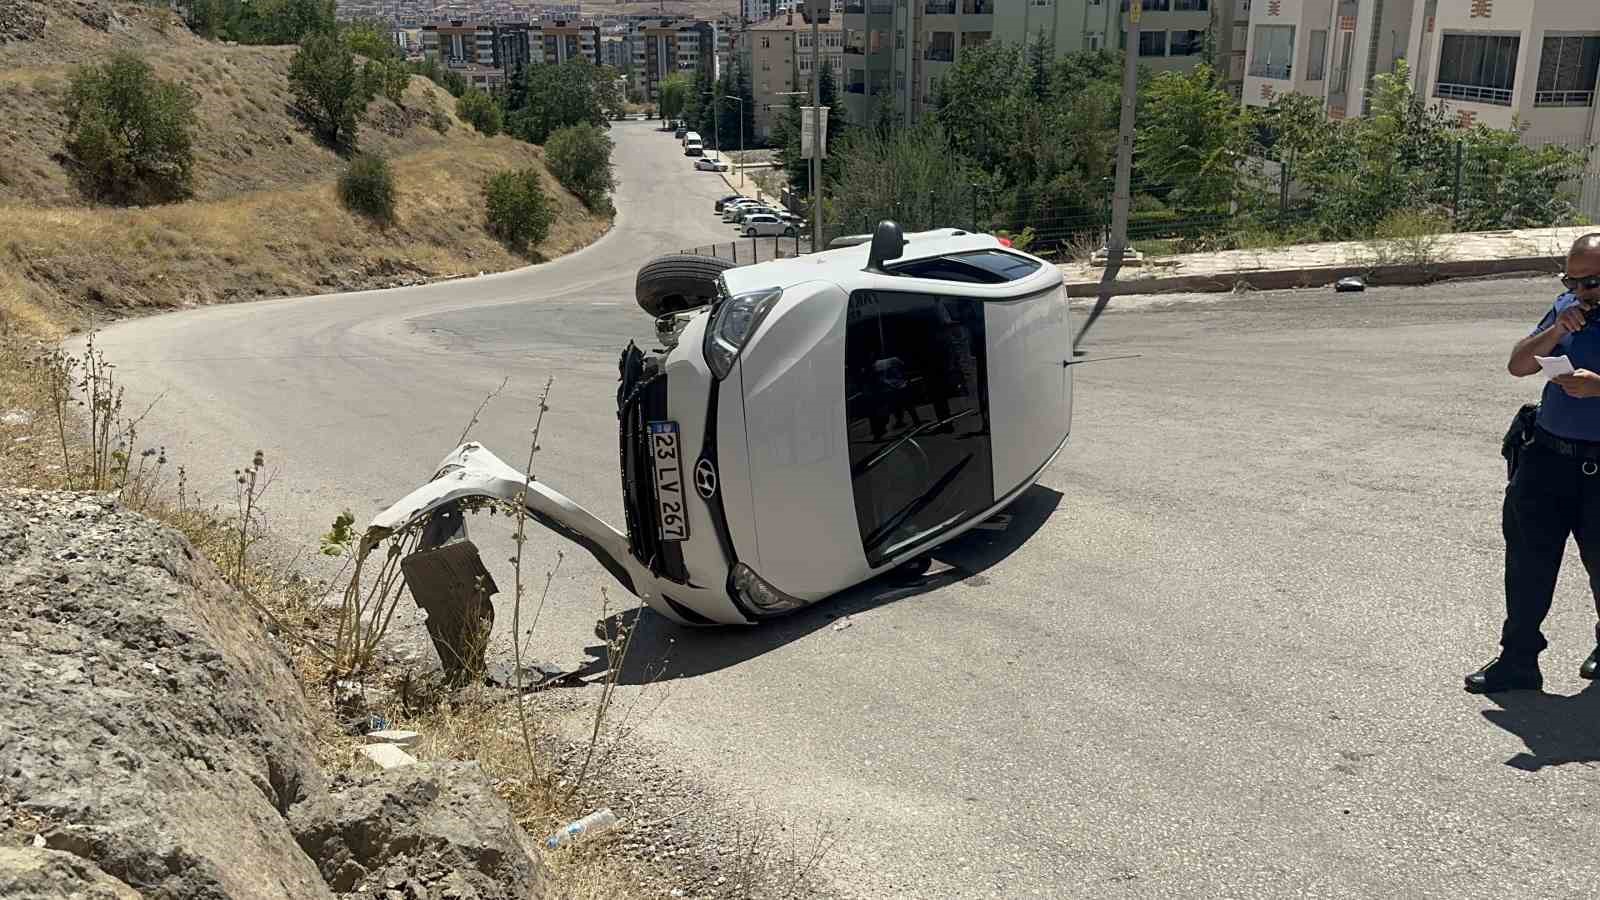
[865,220,906,273]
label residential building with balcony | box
[1412,0,1600,144]
[422,20,523,90]
[635,19,717,102]
[535,19,601,64]
[841,0,998,126]
[1240,0,1600,147]
[1116,0,1248,96]
[746,12,846,140]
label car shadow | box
[568,484,1063,685]
[1478,681,1600,771]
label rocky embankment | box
[0,489,552,900]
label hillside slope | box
[0,0,610,335]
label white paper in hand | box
[1536,354,1575,377]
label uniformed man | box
[1467,233,1600,693]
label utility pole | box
[809,0,823,250]
[1106,0,1140,265]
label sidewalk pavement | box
[1057,225,1593,297]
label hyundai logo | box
[693,458,718,499]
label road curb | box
[1060,254,1567,297]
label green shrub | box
[1365,207,1451,267]
[456,88,502,136]
[544,123,614,212]
[63,52,199,205]
[483,168,553,254]
[338,153,396,223]
[288,30,363,148]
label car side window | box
[844,290,995,565]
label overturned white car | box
[373,223,1076,627]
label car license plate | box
[649,421,689,542]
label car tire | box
[745,228,756,237]
[634,253,736,318]
[783,226,796,236]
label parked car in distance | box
[714,194,746,212]
[721,200,767,222]
[674,125,687,139]
[740,214,796,237]
[695,153,729,172]
[731,207,781,227]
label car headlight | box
[730,563,807,615]
[703,286,782,380]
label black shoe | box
[1582,646,1600,680]
[1464,657,1543,694]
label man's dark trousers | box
[1502,437,1600,661]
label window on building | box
[1169,29,1204,56]
[1435,33,1520,105]
[1120,0,1170,9]
[1536,34,1600,107]
[963,31,990,49]
[761,35,770,47]
[896,29,904,49]
[1138,30,1166,57]
[1087,32,1103,50]
[927,31,954,61]
[1249,24,1294,79]
[1173,0,1207,8]
[1306,29,1327,80]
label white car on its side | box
[369,223,1075,627]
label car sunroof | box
[887,250,1042,284]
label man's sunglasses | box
[1564,273,1600,291]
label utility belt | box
[1531,425,1600,462]
[1503,402,1600,476]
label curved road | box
[95,122,1600,899]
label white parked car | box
[740,214,794,237]
[695,153,729,172]
[721,199,766,222]
[369,223,1075,626]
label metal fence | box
[678,232,817,266]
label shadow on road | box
[1479,681,1600,771]
[571,484,1063,684]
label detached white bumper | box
[367,443,753,627]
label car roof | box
[720,229,1060,297]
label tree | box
[208,0,334,45]
[1135,64,1253,211]
[830,119,980,232]
[289,30,364,148]
[63,52,199,204]
[339,18,395,61]
[659,72,691,122]
[505,60,610,144]
[483,168,554,254]
[457,87,502,136]
[545,123,614,212]
[381,60,409,106]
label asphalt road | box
[92,121,1600,898]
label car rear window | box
[888,250,1043,284]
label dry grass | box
[0,4,610,327]
[1,141,608,324]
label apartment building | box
[536,19,601,64]
[844,0,1241,127]
[635,19,717,102]
[744,13,846,139]
[1414,0,1600,144]
[1116,0,1248,96]
[421,20,512,89]
[1241,0,1600,147]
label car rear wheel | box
[634,253,736,317]
[745,227,756,237]
[783,226,796,236]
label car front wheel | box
[745,228,756,237]
[783,226,796,236]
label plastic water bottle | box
[545,808,618,849]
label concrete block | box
[358,744,417,771]
[363,730,420,747]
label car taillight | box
[997,237,1013,248]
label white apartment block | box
[1242,0,1600,148]
[744,14,847,139]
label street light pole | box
[809,4,822,250]
[708,91,745,189]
